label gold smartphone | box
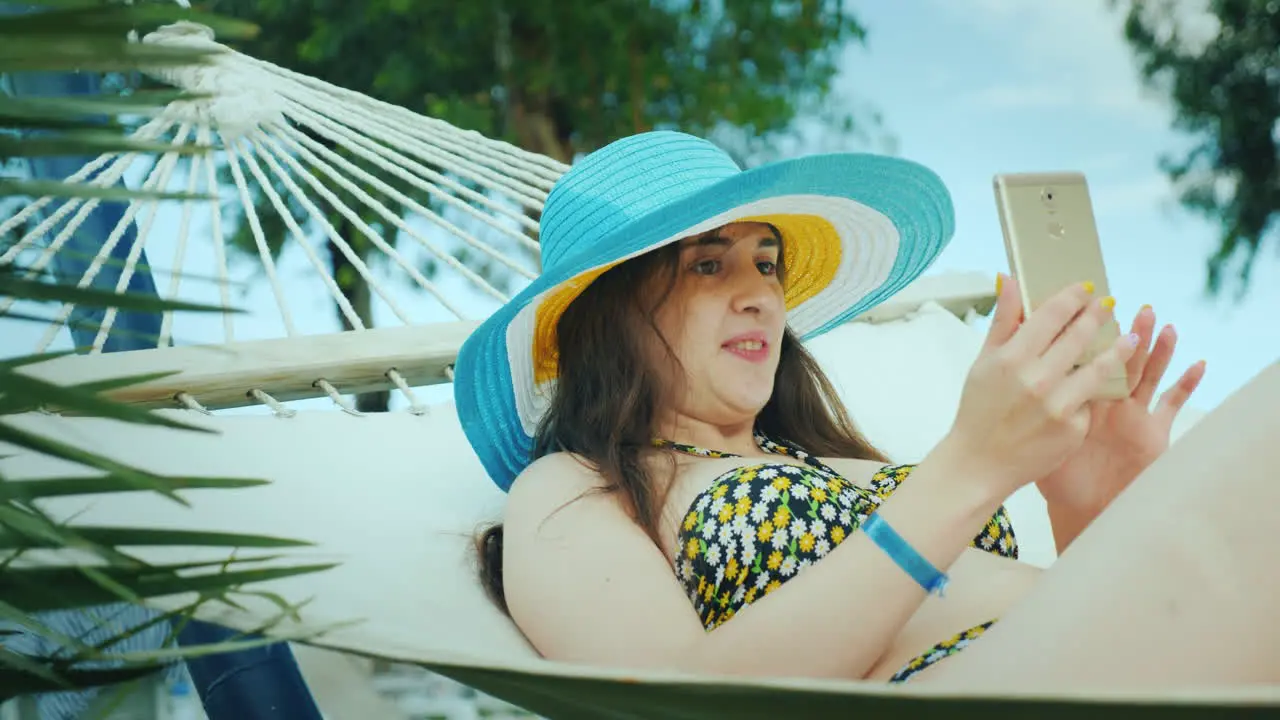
[992,171,1129,399]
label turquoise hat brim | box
[454,151,954,491]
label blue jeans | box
[2,6,323,718]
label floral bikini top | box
[656,433,1018,630]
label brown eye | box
[756,260,778,276]
[692,259,721,275]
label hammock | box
[0,19,1244,719]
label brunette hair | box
[474,230,887,614]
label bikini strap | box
[651,433,842,477]
[753,434,843,477]
[649,438,739,458]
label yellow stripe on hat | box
[740,213,841,309]
[531,262,620,385]
[532,214,842,385]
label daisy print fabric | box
[656,434,1019,682]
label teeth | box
[731,340,763,351]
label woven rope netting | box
[1,22,564,379]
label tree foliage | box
[211,0,869,163]
[204,0,874,411]
[1116,0,1280,299]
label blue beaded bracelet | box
[862,512,949,596]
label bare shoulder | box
[497,452,706,665]
[505,451,605,508]
[503,451,617,531]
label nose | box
[728,264,781,316]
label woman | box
[453,131,1278,690]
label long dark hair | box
[474,232,887,614]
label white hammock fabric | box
[2,306,1216,718]
[0,19,1233,718]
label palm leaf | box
[2,562,339,615]
[0,475,267,502]
[0,599,96,658]
[0,600,336,700]
[0,1,337,706]
[0,270,237,315]
[0,132,211,158]
[0,368,209,431]
[0,526,315,551]
[0,178,212,202]
[0,40,216,74]
[0,4,258,42]
[0,423,194,504]
[0,89,199,125]
[0,664,160,704]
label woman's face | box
[648,222,787,428]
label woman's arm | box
[502,438,1007,680]
[1043,496,1101,555]
[504,279,1134,679]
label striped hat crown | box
[539,132,741,269]
[453,130,956,491]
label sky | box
[830,0,1278,409]
[3,0,1277,416]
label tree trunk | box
[511,104,574,165]
[327,220,389,413]
[494,1,573,260]
[495,1,574,166]
[510,102,571,263]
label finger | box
[1123,305,1157,387]
[1154,359,1207,428]
[1134,324,1177,406]
[984,273,1025,349]
[1005,281,1097,359]
[1051,331,1140,414]
[1035,295,1114,380]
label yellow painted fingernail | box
[995,273,1004,294]
[1082,281,1096,294]
[1141,303,1152,312]
[1100,296,1116,310]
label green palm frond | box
[0,0,334,706]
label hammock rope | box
[1,20,566,383]
[3,15,1147,719]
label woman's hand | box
[938,274,1140,500]
[1036,304,1206,551]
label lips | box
[722,331,770,363]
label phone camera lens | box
[1041,188,1056,204]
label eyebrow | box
[680,231,780,250]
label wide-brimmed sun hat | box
[453,130,954,491]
